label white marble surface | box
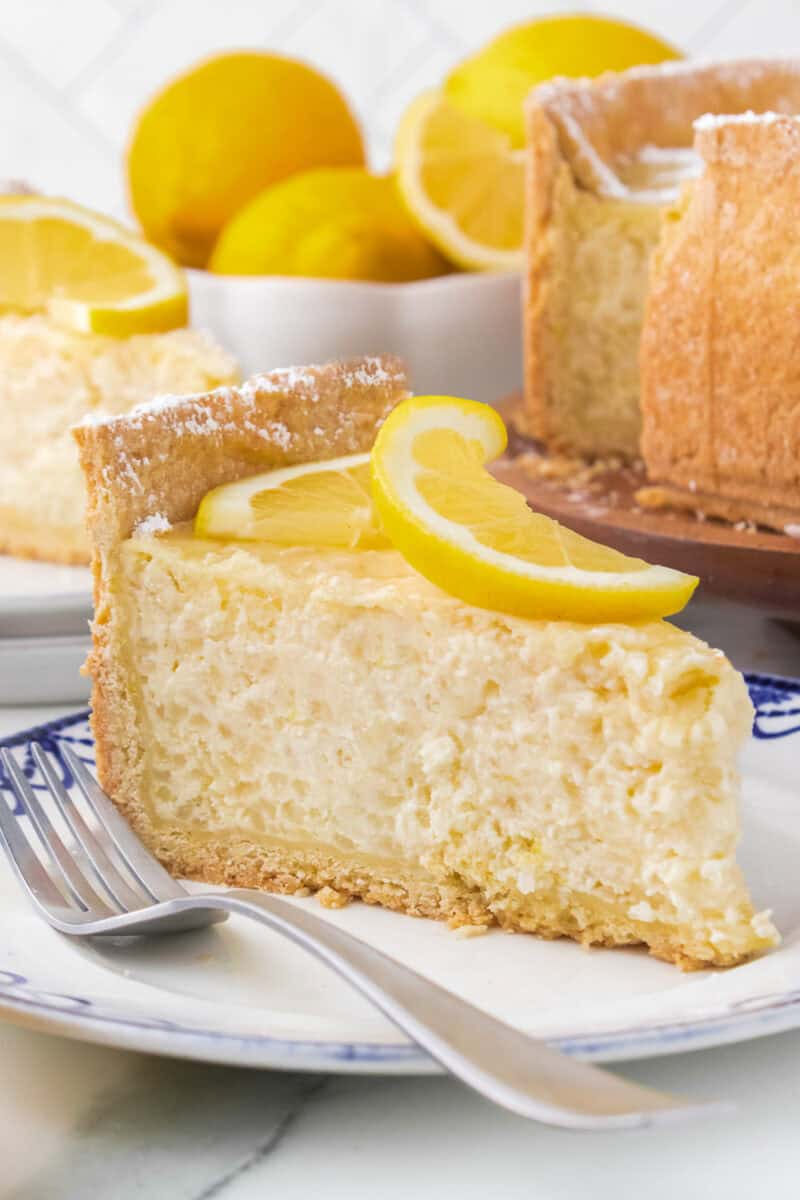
[1,598,799,1197]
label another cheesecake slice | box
[74,357,777,970]
[0,314,237,564]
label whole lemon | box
[128,52,365,267]
[210,167,449,282]
[445,15,681,146]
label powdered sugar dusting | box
[532,58,800,201]
[133,512,172,538]
[694,110,797,130]
[79,355,404,435]
[534,57,800,111]
[77,355,408,541]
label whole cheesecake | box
[73,357,777,970]
[523,58,800,462]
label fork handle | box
[202,889,710,1129]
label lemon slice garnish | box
[0,196,187,335]
[394,89,525,272]
[195,454,388,549]
[370,396,698,621]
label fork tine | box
[32,745,150,913]
[1,750,113,914]
[0,798,75,919]
[0,756,77,918]
[63,747,185,902]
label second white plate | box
[0,555,91,638]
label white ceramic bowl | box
[188,269,522,404]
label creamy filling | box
[113,528,776,959]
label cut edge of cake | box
[638,112,800,533]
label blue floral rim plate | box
[0,672,799,1074]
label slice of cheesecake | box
[0,314,237,564]
[73,357,777,970]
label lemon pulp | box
[395,91,524,272]
[195,454,388,549]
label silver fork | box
[0,743,726,1131]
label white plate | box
[1,675,799,1073]
[0,556,91,638]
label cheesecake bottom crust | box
[131,816,747,973]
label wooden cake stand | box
[493,399,800,619]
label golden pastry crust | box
[640,115,800,525]
[73,354,410,871]
[523,59,800,461]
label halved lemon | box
[394,90,524,272]
[0,195,187,335]
[195,454,388,549]
[370,397,698,622]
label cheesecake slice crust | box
[74,357,777,970]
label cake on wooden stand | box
[523,59,800,464]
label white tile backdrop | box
[0,0,798,222]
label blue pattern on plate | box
[748,674,800,739]
[0,672,798,1067]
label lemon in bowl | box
[445,13,681,146]
[128,51,365,268]
[209,167,448,282]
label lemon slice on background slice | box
[195,454,388,549]
[0,196,187,335]
[394,90,525,272]
[370,397,698,621]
